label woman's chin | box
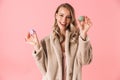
[60,26,66,30]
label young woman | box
[25,3,92,80]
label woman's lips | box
[60,22,66,27]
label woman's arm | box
[32,39,47,75]
[25,29,47,75]
[78,36,92,65]
[77,16,93,65]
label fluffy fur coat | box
[32,30,92,80]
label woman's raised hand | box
[25,29,40,50]
[77,16,92,40]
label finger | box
[87,18,92,26]
[32,32,37,38]
[77,20,82,30]
[88,20,92,27]
[25,33,34,42]
[85,16,92,26]
[30,30,38,40]
[25,32,30,42]
[27,32,31,39]
[78,19,85,26]
[25,36,36,45]
[25,36,32,42]
[85,16,89,23]
[26,40,35,45]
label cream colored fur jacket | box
[32,30,92,80]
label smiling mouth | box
[60,22,66,27]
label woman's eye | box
[67,16,71,19]
[60,15,63,17]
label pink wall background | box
[0,0,120,80]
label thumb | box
[77,20,84,30]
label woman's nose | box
[61,17,67,23]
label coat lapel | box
[50,30,78,80]
[65,30,78,80]
[65,30,78,57]
[50,33,62,80]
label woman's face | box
[56,7,71,31]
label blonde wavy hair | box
[53,3,79,43]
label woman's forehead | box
[58,7,70,15]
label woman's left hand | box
[77,16,92,40]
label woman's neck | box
[60,29,66,37]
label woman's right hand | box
[25,29,40,50]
